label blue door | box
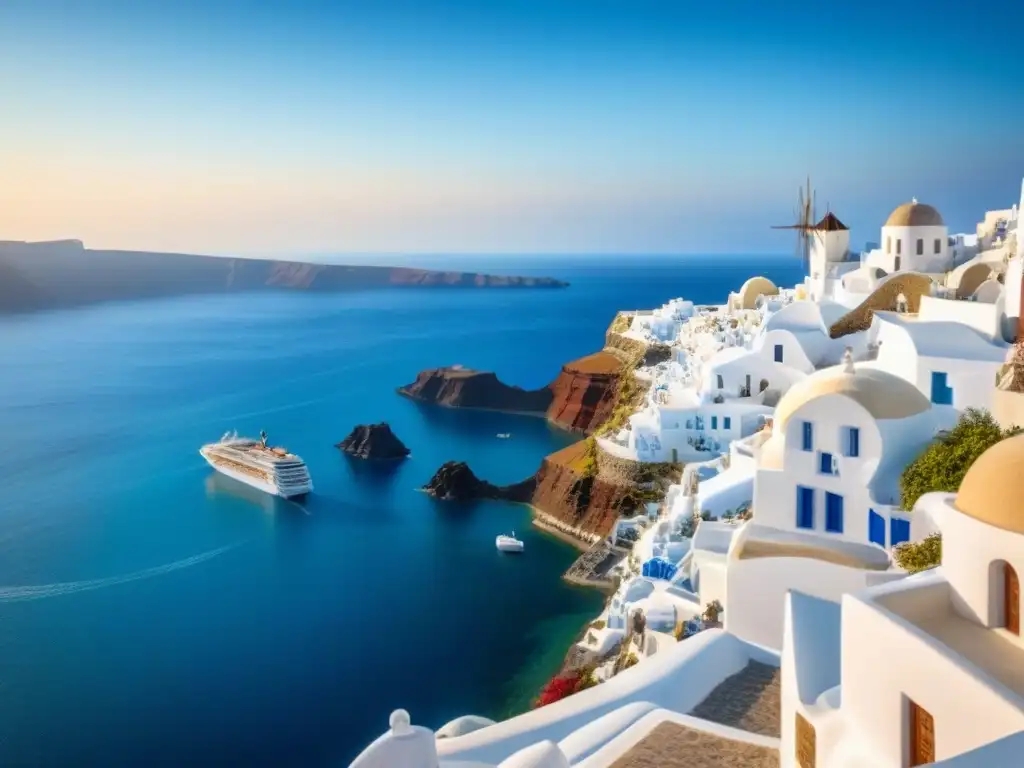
[825,492,844,533]
[869,509,886,547]
[774,344,784,363]
[891,517,911,546]
[796,486,814,529]
[930,372,953,405]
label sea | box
[0,255,806,767]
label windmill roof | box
[814,212,848,231]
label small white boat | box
[496,433,511,439]
[496,531,524,553]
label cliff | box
[546,351,623,433]
[0,240,568,314]
[423,461,536,502]
[398,350,626,433]
[336,423,410,460]
[398,368,553,413]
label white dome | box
[497,740,571,768]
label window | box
[825,492,844,533]
[819,451,837,475]
[885,236,891,254]
[934,238,941,254]
[869,509,886,547]
[796,486,814,529]
[774,344,784,363]
[844,426,860,457]
[801,421,813,451]
[891,517,910,546]
[916,238,924,255]
[716,374,724,389]
[896,239,902,255]
[686,419,693,429]
[723,416,732,430]
[711,416,718,430]
[894,256,902,271]
[930,371,953,405]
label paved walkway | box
[688,661,782,737]
[608,721,778,768]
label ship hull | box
[199,449,313,499]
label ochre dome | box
[758,364,930,469]
[954,433,1024,534]
[885,201,944,228]
[772,365,931,433]
[738,276,779,310]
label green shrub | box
[622,653,639,670]
[589,620,606,630]
[899,408,1020,510]
[893,533,942,573]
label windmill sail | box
[771,176,816,271]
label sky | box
[2,0,1023,257]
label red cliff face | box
[545,352,623,433]
[531,453,634,538]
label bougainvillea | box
[533,668,597,708]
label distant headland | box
[0,240,569,314]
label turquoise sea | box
[0,255,805,766]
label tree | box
[893,533,942,574]
[899,408,1020,511]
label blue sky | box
[2,0,1022,256]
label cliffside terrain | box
[398,368,553,413]
[0,240,568,314]
[423,462,536,502]
[398,350,627,434]
[409,314,676,541]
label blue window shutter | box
[825,492,844,533]
[724,416,731,430]
[797,486,814,529]
[802,421,813,451]
[774,344,784,363]
[819,452,830,474]
[849,427,860,457]
[869,509,886,546]
[711,416,718,430]
[891,518,911,546]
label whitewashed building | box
[864,200,951,275]
[872,309,1009,412]
[781,433,1024,767]
[722,351,957,650]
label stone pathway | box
[608,721,778,768]
[689,661,782,737]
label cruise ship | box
[199,430,313,499]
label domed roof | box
[772,361,930,433]
[738,276,779,310]
[953,433,1024,534]
[884,200,944,228]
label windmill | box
[771,176,817,271]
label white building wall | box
[916,354,1001,413]
[755,329,815,373]
[691,554,728,612]
[933,501,1024,628]
[754,395,883,543]
[917,295,1003,341]
[839,589,1024,767]
[879,224,950,273]
[725,556,900,651]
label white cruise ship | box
[200,430,313,499]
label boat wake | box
[0,542,241,603]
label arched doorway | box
[1006,563,1020,636]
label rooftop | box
[730,523,891,571]
[688,661,781,737]
[607,720,779,768]
[875,311,1008,361]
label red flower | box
[534,672,584,708]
